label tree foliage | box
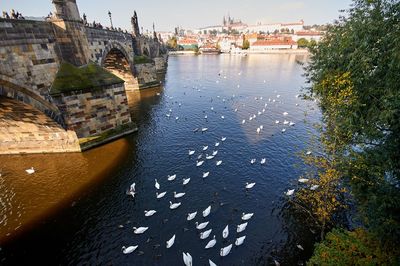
[300,0,400,260]
[308,228,400,265]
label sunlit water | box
[0,54,320,265]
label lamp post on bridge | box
[108,11,113,29]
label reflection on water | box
[0,54,321,265]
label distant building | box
[292,31,324,42]
[250,38,298,50]
[177,38,198,50]
[246,20,304,34]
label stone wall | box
[52,83,132,138]
[134,63,160,89]
[154,55,168,74]
[0,96,80,154]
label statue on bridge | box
[131,11,140,37]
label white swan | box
[235,235,246,246]
[222,225,229,238]
[245,182,256,189]
[298,178,309,183]
[256,127,261,134]
[212,150,218,156]
[196,221,209,230]
[127,191,135,198]
[166,234,176,248]
[260,158,266,164]
[122,245,138,254]
[183,252,193,266]
[215,142,220,147]
[187,211,197,221]
[168,174,176,181]
[169,201,181,209]
[132,226,148,234]
[285,189,295,196]
[156,191,166,199]
[242,119,246,124]
[25,167,35,174]
[188,150,195,156]
[221,116,224,119]
[306,150,312,155]
[206,155,214,160]
[281,128,286,133]
[209,259,217,266]
[205,115,208,119]
[144,210,156,217]
[242,212,254,220]
[220,244,232,257]
[283,111,288,116]
[203,205,211,217]
[174,191,186,198]
[205,235,216,249]
[275,120,280,124]
[221,137,226,141]
[183,178,191,185]
[203,172,210,178]
[250,159,256,164]
[216,160,222,166]
[129,182,136,192]
[202,127,208,132]
[289,121,295,126]
[310,184,319,190]
[297,244,304,250]
[196,160,204,167]
[283,120,289,125]
[237,222,248,233]
[200,228,212,239]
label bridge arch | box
[0,75,66,127]
[100,42,138,91]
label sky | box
[2,0,353,32]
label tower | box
[50,0,90,66]
[131,11,140,37]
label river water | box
[0,54,320,265]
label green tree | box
[303,0,400,248]
[297,38,309,48]
[242,39,250,50]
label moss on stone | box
[50,62,124,96]
[134,55,154,64]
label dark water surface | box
[0,54,320,265]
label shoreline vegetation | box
[288,0,400,264]
[168,49,309,55]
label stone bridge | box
[0,0,168,154]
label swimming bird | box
[156,191,166,199]
[242,119,246,124]
[283,111,288,116]
[285,189,295,196]
[174,192,186,198]
[221,116,224,119]
[256,127,261,134]
[310,185,319,190]
[216,160,222,166]
[25,167,35,174]
[298,178,309,183]
[166,113,171,118]
[297,244,304,250]
[289,121,295,126]
[129,182,136,192]
[203,146,208,151]
[122,245,138,254]
[221,137,226,141]
[168,174,177,181]
[187,211,197,221]
[260,125,264,130]
[275,120,280,124]
[237,222,248,233]
[183,252,193,266]
[196,221,209,230]
[209,259,217,266]
[155,179,160,190]
[235,235,246,246]
[200,229,212,239]
[205,235,217,249]
[127,191,136,198]
[283,120,289,125]
[169,201,181,209]
[197,154,203,160]
[196,160,204,167]
[245,182,256,189]
[204,115,208,119]
[306,151,312,155]
[202,127,208,132]
[282,128,286,133]
[215,142,220,147]
[250,159,256,164]
[133,226,148,234]
[166,234,176,249]
[188,150,195,156]
[212,150,218,156]
[220,244,233,257]
[203,172,210,178]
[203,205,211,217]
[206,155,214,160]
[183,178,191,185]
[260,158,266,164]
[144,210,157,217]
[242,212,254,221]
[222,225,229,238]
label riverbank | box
[169,49,309,56]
